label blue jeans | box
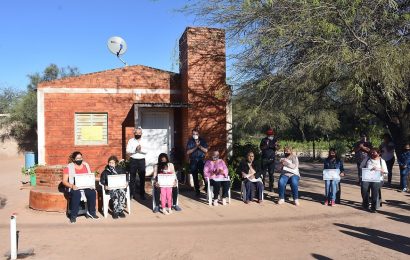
[400,168,409,189]
[278,174,300,200]
[325,180,339,201]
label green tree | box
[185,0,410,156]
[0,87,22,114]
[1,64,80,152]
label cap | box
[266,129,274,135]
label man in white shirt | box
[126,127,148,200]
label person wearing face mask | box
[278,147,300,206]
[62,151,98,223]
[360,148,388,213]
[259,128,279,192]
[379,133,395,186]
[204,151,230,206]
[353,133,372,185]
[238,151,264,204]
[152,153,181,213]
[398,144,410,192]
[100,155,129,219]
[186,128,208,197]
[126,127,148,200]
[323,148,345,206]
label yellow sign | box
[81,126,103,141]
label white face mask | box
[268,136,274,140]
[193,134,199,140]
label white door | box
[141,111,171,176]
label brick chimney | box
[179,27,228,158]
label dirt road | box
[0,156,409,259]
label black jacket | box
[238,160,262,180]
[259,137,278,160]
[100,165,129,186]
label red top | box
[63,164,88,175]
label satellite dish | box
[107,36,128,66]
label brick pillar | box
[179,27,228,159]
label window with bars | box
[74,113,108,145]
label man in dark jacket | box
[259,128,279,192]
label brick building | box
[37,27,232,173]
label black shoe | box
[70,217,76,224]
[153,206,160,213]
[118,211,126,218]
[370,208,377,213]
[86,212,99,219]
[112,212,119,219]
[172,205,182,211]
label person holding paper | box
[152,153,181,213]
[259,128,279,192]
[278,147,300,206]
[153,155,177,215]
[100,156,129,219]
[62,151,98,223]
[238,151,264,204]
[126,127,148,200]
[204,151,230,206]
[398,144,410,192]
[379,134,395,186]
[323,148,345,206]
[353,133,372,185]
[360,148,388,213]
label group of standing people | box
[61,127,410,223]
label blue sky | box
[0,0,231,90]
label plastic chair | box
[241,179,264,202]
[99,182,131,218]
[206,177,231,206]
[151,178,179,210]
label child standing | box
[158,161,174,215]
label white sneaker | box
[163,208,169,215]
[222,198,227,205]
[294,199,300,206]
[278,199,285,205]
[213,199,219,206]
[167,208,173,214]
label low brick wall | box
[36,165,64,187]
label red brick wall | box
[179,27,228,160]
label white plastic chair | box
[240,179,264,202]
[151,178,179,210]
[206,177,231,206]
[99,182,131,218]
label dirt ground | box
[0,156,409,260]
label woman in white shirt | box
[360,148,388,213]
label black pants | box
[70,189,96,218]
[385,158,395,183]
[210,179,230,199]
[361,181,381,210]
[261,159,275,191]
[244,179,264,201]
[129,158,146,197]
[190,159,205,193]
[154,186,179,207]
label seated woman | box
[278,147,300,206]
[100,155,129,219]
[204,150,230,206]
[152,153,181,213]
[62,151,99,223]
[239,151,264,204]
[323,148,345,206]
[360,148,388,213]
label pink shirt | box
[204,159,228,179]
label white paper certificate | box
[283,166,299,175]
[107,174,127,190]
[74,174,96,189]
[157,174,176,187]
[323,169,341,180]
[212,177,230,182]
[361,168,382,182]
